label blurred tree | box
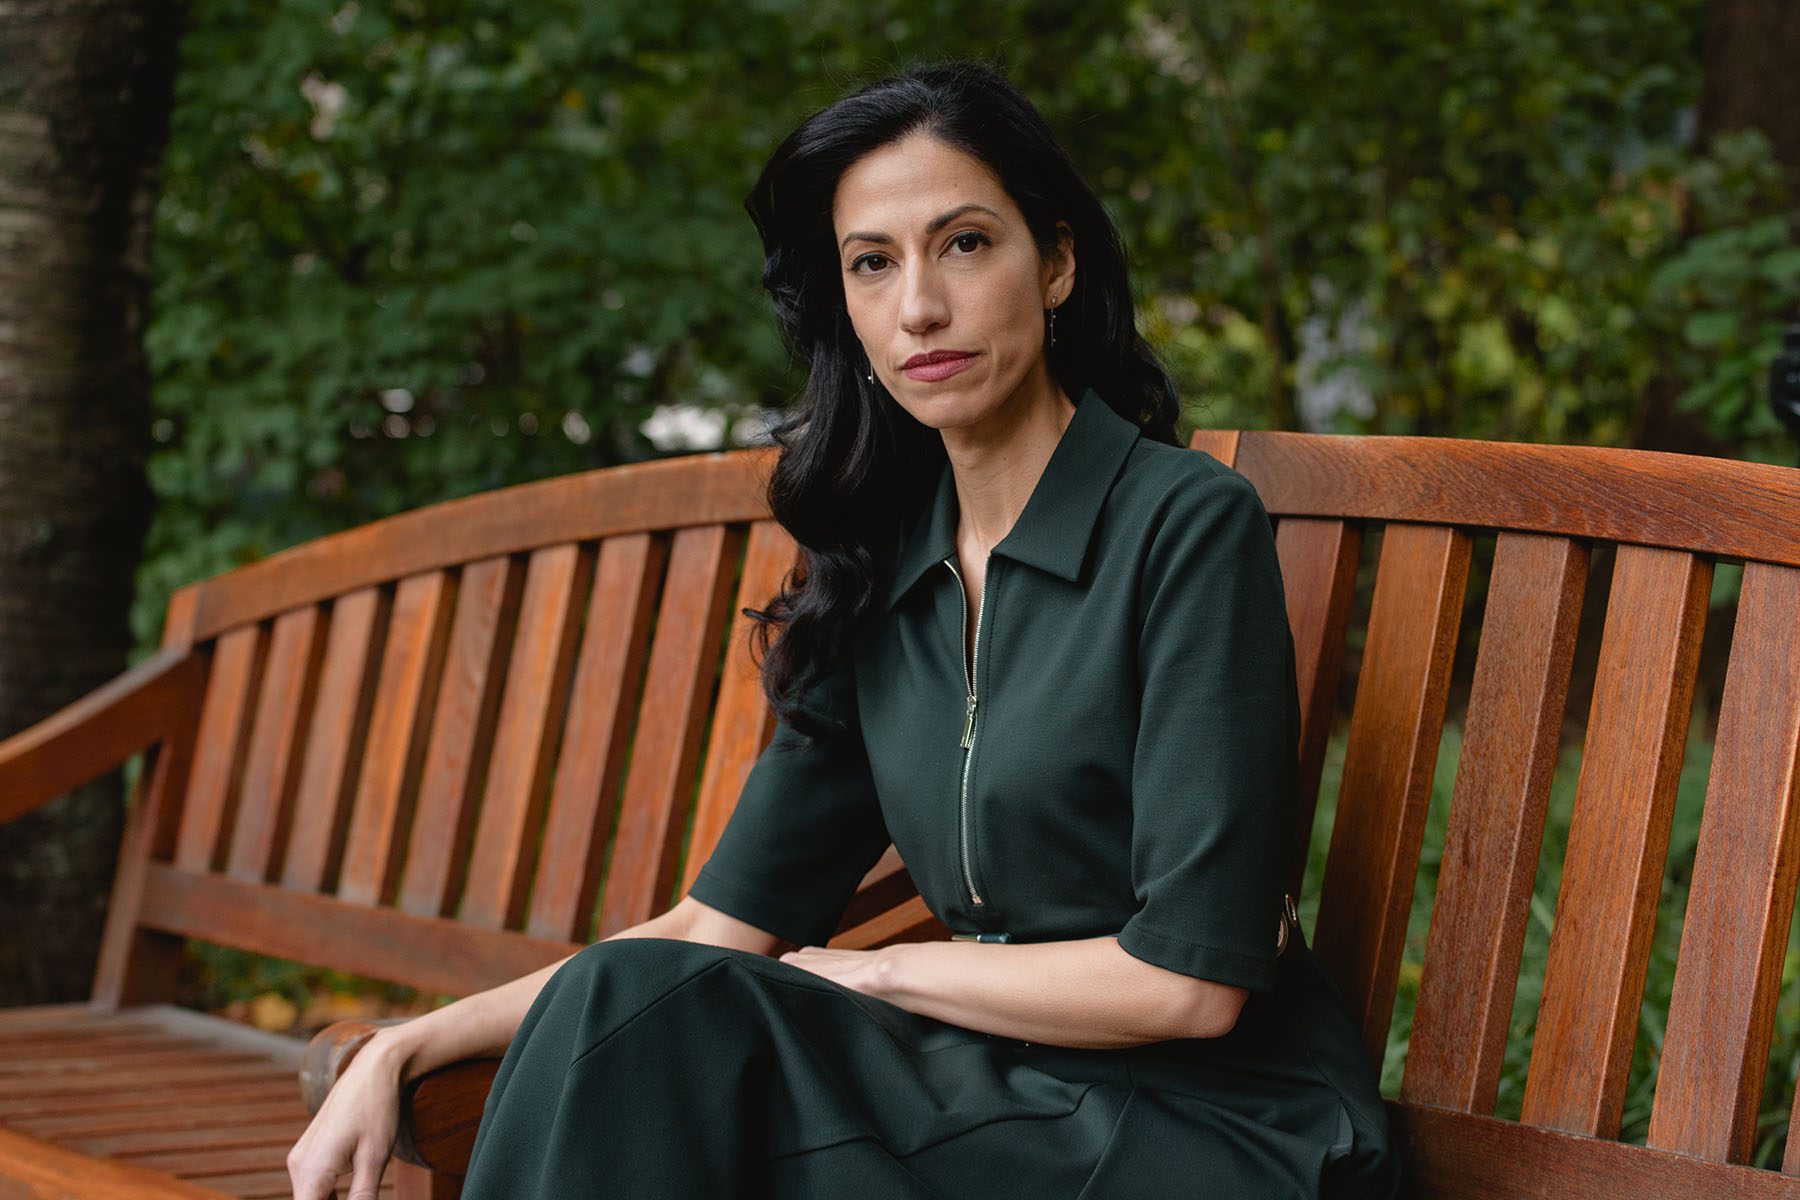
[1700,0,1800,188]
[0,0,184,1004]
[135,4,1800,662]
[1632,0,1800,455]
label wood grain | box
[280,587,385,893]
[337,571,455,907]
[526,534,663,942]
[172,624,265,873]
[1405,533,1587,1113]
[680,520,796,895]
[225,605,324,884]
[1231,431,1800,566]
[1272,516,1363,897]
[596,525,743,937]
[137,863,576,997]
[192,449,777,640]
[459,543,592,930]
[1523,546,1711,1138]
[1392,1099,1800,1198]
[1313,523,1471,1068]
[1649,563,1800,1163]
[394,557,518,920]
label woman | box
[288,57,1401,1200]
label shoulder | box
[1111,436,1272,541]
[1108,439,1282,628]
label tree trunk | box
[1628,0,1800,457]
[1699,0,1800,190]
[0,0,183,1006]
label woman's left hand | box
[777,944,902,1000]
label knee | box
[553,933,752,992]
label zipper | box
[943,554,987,908]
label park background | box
[4,0,1800,1168]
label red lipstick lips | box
[901,350,977,382]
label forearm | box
[369,904,697,1085]
[877,935,1245,1049]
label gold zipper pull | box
[960,694,977,748]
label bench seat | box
[0,1003,356,1199]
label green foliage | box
[139,0,1800,654]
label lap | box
[465,937,1386,1199]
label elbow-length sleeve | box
[1114,468,1302,996]
[685,652,893,948]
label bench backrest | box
[1196,429,1800,1196]
[98,446,936,1011]
[99,426,1800,1194]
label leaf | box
[1683,311,1739,348]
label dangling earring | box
[1049,301,1058,347]
[866,363,874,383]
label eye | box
[848,252,890,275]
[949,230,989,254]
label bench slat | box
[0,1049,262,1077]
[461,543,593,930]
[1232,430,1800,567]
[682,520,798,896]
[1648,562,1800,1163]
[0,1128,226,1199]
[1391,1100,1800,1198]
[139,862,574,997]
[0,1032,191,1060]
[598,524,744,937]
[1314,522,1471,1068]
[173,625,263,873]
[280,587,383,892]
[190,449,774,639]
[1522,545,1710,1137]
[0,1003,142,1032]
[6,1061,288,1099]
[1272,516,1363,893]
[190,1169,297,1197]
[526,533,664,942]
[337,571,455,907]
[16,1102,304,1140]
[1405,533,1588,1113]
[393,556,517,920]
[226,606,323,884]
[108,1133,300,1168]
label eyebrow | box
[839,203,1003,251]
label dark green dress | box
[462,385,1403,1199]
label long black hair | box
[742,55,1180,741]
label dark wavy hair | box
[742,55,1180,742]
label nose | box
[897,258,950,339]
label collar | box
[881,384,1142,610]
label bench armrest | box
[0,648,207,824]
[301,1019,501,1177]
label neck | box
[940,371,1075,554]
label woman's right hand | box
[286,1030,405,1200]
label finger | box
[286,1164,334,1200]
[344,1150,388,1200]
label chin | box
[898,387,994,428]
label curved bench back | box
[106,447,921,1008]
[102,425,1800,1193]
[1196,429,1800,1193]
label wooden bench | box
[2,426,1798,1199]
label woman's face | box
[832,132,1074,429]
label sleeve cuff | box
[686,864,832,947]
[1115,917,1279,994]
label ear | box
[1045,220,1076,305]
